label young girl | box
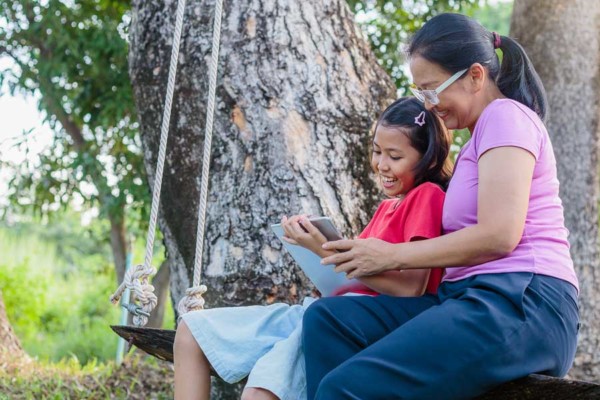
[173,97,452,400]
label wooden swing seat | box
[111,325,600,399]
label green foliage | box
[346,0,481,92]
[0,0,148,227]
[0,224,122,365]
[472,0,513,35]
[0,212,170,364]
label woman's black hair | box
[375,97,452,189]
[408,13,547,121]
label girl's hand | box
[321,238,399,279]
[281,215,329,257]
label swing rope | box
[110,0,225,325]
[177,0,224,316]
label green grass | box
[0,354,173,399]
[0,219,172,365]
[0,227,121,364]
[0,217,175,397]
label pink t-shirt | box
[442,99,578,291]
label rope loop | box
[110,264,158,326]
[177,285,208,316]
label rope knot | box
[177,284,208,315]
[110,264,158,327]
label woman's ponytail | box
[496,35,548,121]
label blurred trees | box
[0,0,144,284]
[0,0,170,328]
[347,0,479,89]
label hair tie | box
[414,111,426,126]
[492,32,501,49]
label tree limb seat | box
[112,325,176,363]
[111,325,600,398]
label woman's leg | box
[174,320,211,400]
[303,273,579,400]
[303,294,440,399]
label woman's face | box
[371,126,422,198]
[409,56,475,131]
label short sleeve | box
[358,200,391,239]
[402,183,445,242]
[474,100,544,161]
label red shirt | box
[335,182,446,296]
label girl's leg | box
[174,320,211,400]
[240,387,279,400]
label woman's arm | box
[356,259,430,296]
[324,146,536,278]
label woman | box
[302,13,579,400]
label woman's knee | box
[302,297,337,331]
[314,366,355,399]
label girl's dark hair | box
[408,13,547,121]
[376,97,452,189]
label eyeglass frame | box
[410,68,469,105]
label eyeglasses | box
[410,69,468,105]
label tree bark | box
[129,0,396,310]
[0,291,27,362]
[110,215,128,285]
[511,0,600,381]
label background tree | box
[511,0,600,381]
[0,0,169,327]
[0,291,27,362]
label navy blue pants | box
[302,273,579,400]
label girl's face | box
[409,56,476,131]
[371,125,422,197]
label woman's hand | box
[281,215,332,257]
[321,238,400,279]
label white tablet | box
[271,217,355,296]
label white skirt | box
[181,297,317,400]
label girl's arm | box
[282,215,430,296]
[281,215,335,258]
[323,146,535,278]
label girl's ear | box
[467,63,486,93]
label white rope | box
[111,0,187,326]
[110,264,157,326]
[177,0,225,315]
[112,0,226,323]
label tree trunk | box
[0,291,27,362]
[129,0,395,309]
[109,215,128,285]
[511,0,600,381]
